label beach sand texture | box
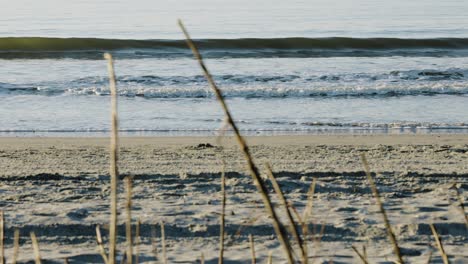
[0,135,467,263]
[2,2,468,263]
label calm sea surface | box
[1,0,468,135]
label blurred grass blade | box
[104,52,120,264]
[178,19,295,264]
[360,154,403,264]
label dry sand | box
[0,134,467,263]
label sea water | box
[1,0,468,135]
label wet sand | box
[0,135,467,263]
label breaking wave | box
[2,68,468,98]
[2,37,468,59]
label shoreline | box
[1,133,468,146]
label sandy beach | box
[0,134,467,263]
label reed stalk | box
[96,225,109,264]
[303,178,317,224]
[425,250,433,264]
[125,176,133,264]
[267,251,272,264]
[219,164,226,264]
[178,19,295,264]
[120,251,126,264]
[150,227,159,260]
[12,229,19,264]
[302,178,317,260]
[429,224,449,264]
[265,163,307,263]
[360,154,403,264]
[135,219,141,264]
[200,253,205,264]
[249,234,256,264]
[454,186,468,230]
[161,221,167,264]
[289,204,305,231]
[0,211,4,264]
[30,232,41,264]
[362,245,367,261]
[351,245,369,264]
[104,52,119,264]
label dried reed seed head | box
[103,53,112,60]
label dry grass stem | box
[301,178,317,258]
[119,251,126,264]
[161,221,167,264]
[96,225,109,264]
[303,178,317,224]
[287,201,312,262]
[360,154,404,264]
[454,186,468,230]
[314,223,326,246]
[249,234,256,264]
[267,251,272,264]
[429,224,449,264]
[178,19,294,264]
[362,245,367,261]
[288,203,304,228]
[219,164,226,264]
[104,52,120,264]
[200,253,205,264]
[351,245,369,264]
[265,163,307,263]
[12,229,19,264]
[0,211,4,264]
[30,232,41,264]
[135,219,141,264]
[425,250,433,264]
[150,227,159,260]
[125,176,133,264]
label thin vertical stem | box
[178,19,294,264]
[161,221,167,264]
[360,154,403,264]
[0,211,4,264]
[302,178,317,260]
[265,163,306,263]
[425,250,433,264]
[12,229,19,264]
[351,245,369,264]
[135,219,141,264]
[200,253,205,264]
[219,164,226,264]
[249,234,256,264]
[96,226,109,264]
[454,186,468,230]
[267,251,272,264]
[150,227,159,260]
[303,178,317,224]
[430,224,449,264]
[30,232,41,264]
[125,176,133,264]
[104,52,119,264]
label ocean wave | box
[1,37,468,59]
[299,121,468,129]
[56,83,468,98]
[2,68,468,98]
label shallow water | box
[1,0,468,135]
